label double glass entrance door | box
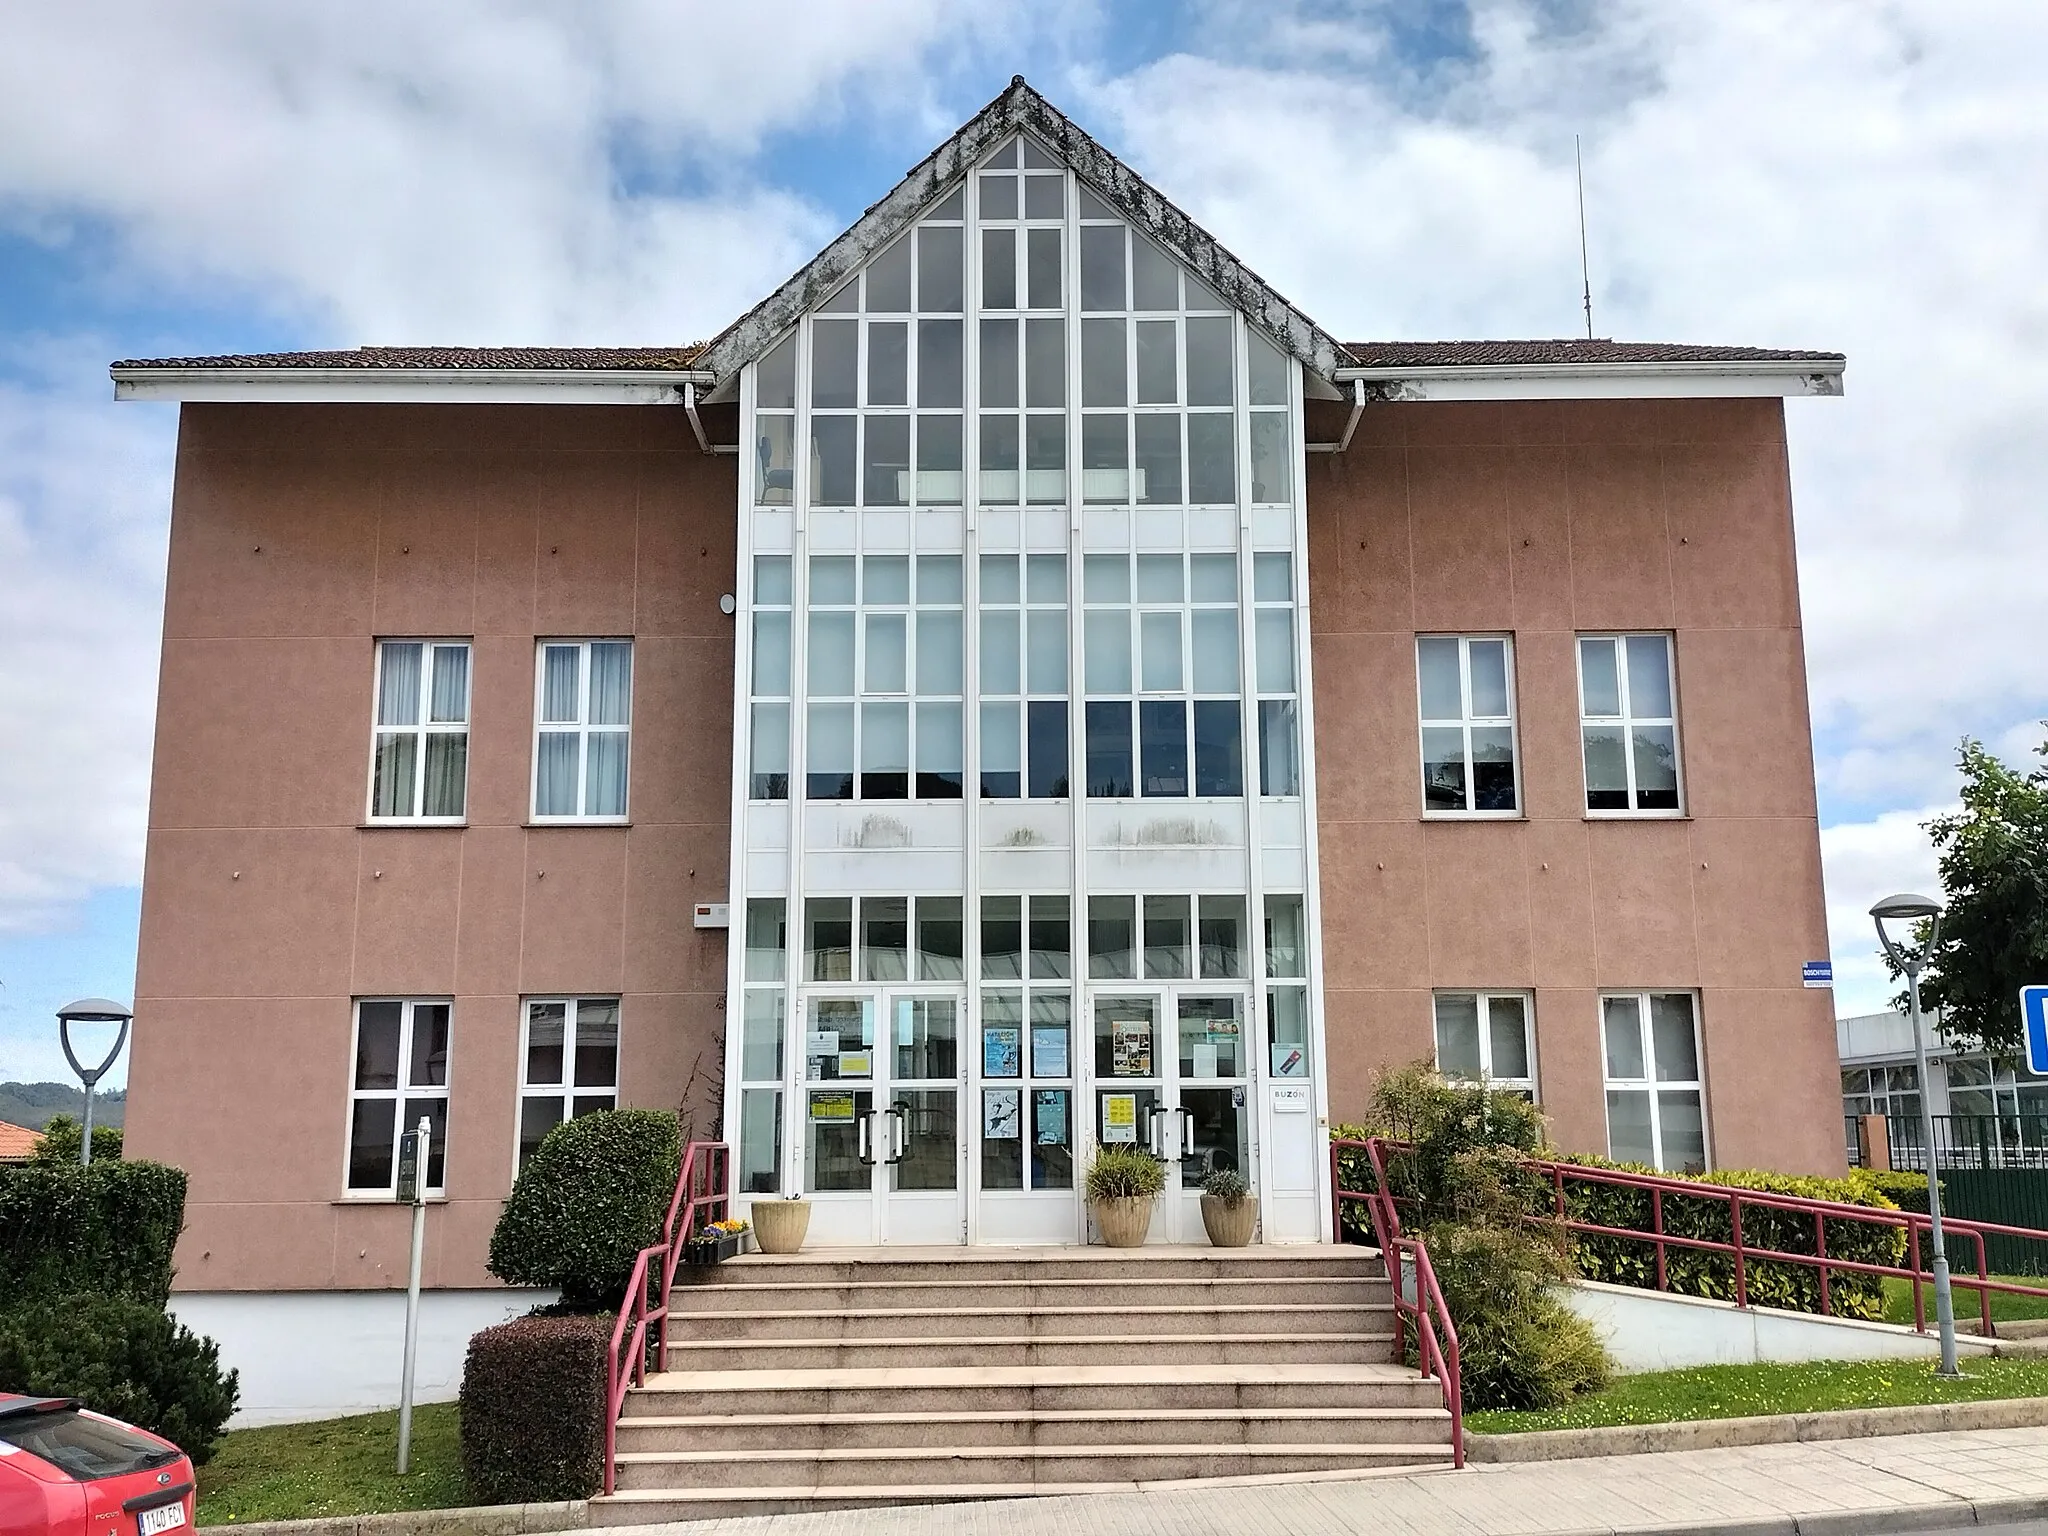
[804,992,964,1244]
[1092,989,1253,1244]
[796,985,1255,1246]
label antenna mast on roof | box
[1575,134,1594,340]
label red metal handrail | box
[1329,1138,1463,1466]
[603,1139,730,1496]
[1342,1135,2048,1346]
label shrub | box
[459,1312,610,1503]
[1860,1169,1934,1215]
[31,1115,124,1165]
[488,1110,681,1310]
[0,1293,238,1464]
[0,1159,186,1308]
[1560,1156,1908,1320]
[1201,1168,1249,1206]
[1422,1224,1609,1412]
[1085,1145,1165,1200]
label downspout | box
[1304,378,1364,454]
[683,381,740,455]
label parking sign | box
[2025,987,2048,1075]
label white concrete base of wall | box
[170,1289,558,1427]
[1563,1278,1999,1373]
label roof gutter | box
[1331,358,1845,402]
[111,366,716,405]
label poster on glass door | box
[1112,1018,1152,1076]
[1102,1093,1138,1143]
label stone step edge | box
[617,1441,1446,1466]
[665,1331,1396,1351]
[678,1301,1394,1321]
[675,1275,1388,1293]
[620,1406,1451,1428]
[721,1247,1383,1264]
[594,1460,1451,1506]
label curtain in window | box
[588,643,632,726]
[585,733,629,817]
[422,734,467,818]
[536,733,580,816]
[378,644,422,726]
[541,646,581,723]
[429,646,470,723]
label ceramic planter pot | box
[1092,1195,1156,1248]
[1200,1194,1258,1247]
[753,1199,811,1255]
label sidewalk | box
[631,1425,2048,1535]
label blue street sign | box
[1803,960,1833,989]
[2025,987,2048,1076]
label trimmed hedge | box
[31,1115,124,1165]
[459,1312,610,1503]
[1861,1169,1934,1214]
[488,1110,681,1310]
[0,1293,238,1464]
[0,1159,186,1307]
[1561,1157,1908,1320]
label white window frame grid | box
[1600,990,1709,1173]
[749,555,794,800]
[803,553,966,802]
[977,551,1071,800]
[738,899,788,1195]
[1432,991,1537,1096]
[1079,551,1245,801]
[516,997,622,1174]
[1416,635,1520,818]
[1577,634,1684,817]
[366,639,471,824]
[1252,552,1301,797]
[344,998,451,1200]
[978,892,1077,1195]
[531,639,634,823]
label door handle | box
[885,1105,908,1164]
[1145,1105,1165,1159]
[1178,1106,1195,1162]
[857,1111,874,1165]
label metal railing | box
[603,1140,730,1496]
[1886,1114,2048,1172]
[1329,1138,1463,1466]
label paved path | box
[630,1425,2048,1536]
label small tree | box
[1907,735,2048,1055]
[31,1114,123,1165]
[488,1110,681,1310]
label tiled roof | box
[1340,340,1844,368]
[0,1122,42,1162]
[110,345,707,371]
[112,338,1840,375]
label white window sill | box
[526,818,632,828]
[335,1194,448,1206]
[1421,811,1527,822]
[360,820,467,830]
[1583,810,1691,822]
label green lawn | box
[196,1402,467,1526]
[1468,1358,2048,1435]
[1881,1274,2048,1328]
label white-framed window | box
[517,998,620,1171]
[749,558,792,801]
[1433,992,1536,1097]
[346,999,450,1197]
[1416,636,1518,815]
[368,641,471,821]
[533,640,633,820]
[1601,992,1707,1172]
[1578,635,1681,814]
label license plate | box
[139,1501,187,1536]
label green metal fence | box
[1935,1170,2048,1276]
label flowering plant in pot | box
[1199,1167,1257,1247]
[752,1192,811,1254]
[1085,1145,1165,1247]
[684,1216,750,1265]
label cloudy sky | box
[2,0,2043,1085]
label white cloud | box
[1818,806,1948,1017]
[1084,0,2048,824]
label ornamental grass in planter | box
[1086,1145,1165,1247]
[1200,1168,1257,1247]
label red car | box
[0,1395,194,1536]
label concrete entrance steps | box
[589,1245,1457,1524]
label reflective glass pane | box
[1626,634,1674,717]
[1140,611,1183,691]
[1580,637,1621,716]
[980,318,1018,407]
[917,224,964,313]
[1084,611,1131,693]
[1028,699,1069,798]
[805,702,854,800]
[1488,995,1531,1079]
[1248,332,1289,406]
[1248,412,1289,503]
[1023,172,1064,218]
[862,896,909,981]
[917,896,965,980]
[864,553,909,604]
[1255,609,1296,693]
[982,896,1023,979]
[1434,994,1483,1078]
[354,1001,403,1090]
[1131,236,1179,310]
[1135,553,1182,602]
[809,612,855,696]
[1026,610,1067,693]
[1024,317,1065,406]
[755,415,794,504]
[863,415,910,506]
[348,1100,397,1190]
[981,553,1020,604]
[1253,552,1292,602]
[744,898,786,982]
[738,1089,780,1194]
[1416,638,1463,721]
[980,173,1018,221]
[1090,896,1137,979]
[867,238,912,311]
[1083,553,1129,603]
[1421,725,1467,811]
[757,332,797,409]
[1583,726,1629,809]
[541,645,580,723]
[1633,725,1680,809]
[980,700,1021,797]
[1178,997,1242,1079]
[1026,227,1062,308]
[812,415,856,505]
[1135,319,1177,403]
[1027,552,1067,604]
[1133,413,1181,503]
[867,320,908,406]
[1658,1091,1706,1172]
[534,732,579,816]
[755,554,793,605]
[806,898,853,981]
[1079,225,1126,311]
[518,1097,563,1174]
[1081,318,1126,406]
[589,643,631,725]
[1650,994,1699,1081]
[812,319,858,408]
[1143,895,1191,978]
[372,733,417,818]
[753,612,790,697]
[1191,553,1238,601]
[1471,726,1517,812]
[429,646,470,723]
[574,1001,619,1087]
[1186,316,1234,406]
[1469,640,1510,717]
[1602,996,1647,1079]
[810,553,856,604]
[916,700,964,797]
[1187,413,1235,503]
[1031,896,1072,979]
[1085,700,1134,796]
[1192,699,1242,796]
[982,225,1017,310]
[864,614,907,693]
[981,610,1021,695]
[917,611,965,694]
[1197,896,1244,978]
[1191,609,1238,692]
[1138,699,1188,796]
[1257,698,1300,794]
[1264,895,1306,978]
[1606,1090,1656,1166]
[918,320,964,408]
[422,733,466,818]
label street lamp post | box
[56,998,134,1167]
[1870,892,1960,1378]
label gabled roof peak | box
[692,77,1352,385]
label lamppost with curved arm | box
[56,997,133,1168]
[1870,893,1960,1378]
